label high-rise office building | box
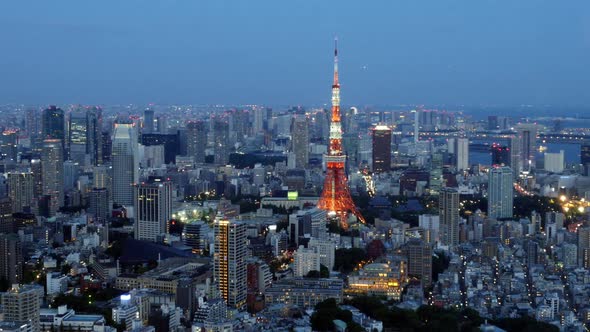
[88,188,110,222]
[491,144,510,167]
[0,130,18,161]
[112,123,138,207]
[213,119,230,165]
[156,115,168,134]
[67,106,103,166]
[487,166,514,219]
[143,108,155,134]
[214,216,247,309]
[578,227,590,269]
[253,108,265,133]
[581,144,590,176]
[0,284,43,332]
[63,160,78,191]
[372,125,392,173]
[509,135,522,174]
[455,137,469,171]
[439,188,460,246]
[31,159,43,199]
[429,152,444,194]
[41,139,64,216]
[291,115,310,169]
[517,123,538,171]
[7,172,34,214]
[0,198,13,234]
[186,121,207,164]
[25,109,40,142]
[0,234,23,285]
[134,180,172,242]
[68,108,88,165]
[403,238,433,287]
[42,106,65,141]
[183,221,205,254]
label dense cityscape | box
[0,41,588,332]
[3,1,590,331]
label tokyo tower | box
[317,39,365,229]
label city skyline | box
[1,2,590,331]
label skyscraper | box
[491,144,510,167]
[112,123,138,207]
[186,121,207,164]
[213,118,230,165]
[581,144,590,176]
[7,172,34,214]
[372,125,392,173]
[42,105,65,141]
[41,139,64,216]
[291,115,310,169]
[455,137,469,171]
[439,188,460,246]
[88,188,110,223]
[253,107,265,133]
[134,180,172,242]
[183,221,205,254]
[0,233,23,285]
[67,106,103,166]
[517,123,538,171]
[404,238,433,287]
[487,166,514,219]
[429,152,444,194]
[214,216,247,309]
[509,135,522,174]
[0,284,43,332]
[93,164,112,204]
[68,108,88,165]
[144,108,155,134]
[578,227,590,269]
[25,109,40,143]
[0,130,18,161]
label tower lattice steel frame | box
[317,39,365,229]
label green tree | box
[334,248,368,274]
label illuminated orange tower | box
[318,39,365,229]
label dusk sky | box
[2,1,590,107]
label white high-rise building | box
[214,216,247,309]
[455,138,469,171]
[112,123,138,207]
[487,166,514,219]
[293,245,320,277]
[134,180,172,242]
[308,238,335,270]
[418,214,440,244]
[544,150,564,173]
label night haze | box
[4,2,590,332]
[2,0,590,106]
